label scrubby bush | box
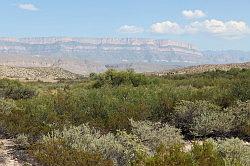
[228,101,250,137]
[67,86,159,131]
[0,99,19,132]
[41,124,129,165]
[16,134,30,149]
[174,100,221,129]
[174,100,235,137]
[0,79,36,100]
[216,138,250,166]
[33,140,113,166]
[36,120,184,166]
[116,131,150,164]
[0,99,17,115]
[91,69,157,88]
[0,79,21,98]
[231,80,250,101]
[133,144,193,166]
[130,119,184,150]
[191,141,225,166]
[4,86,36,100]
[191,111,234,136]
[1,94,66,138]
[133,141,225,166]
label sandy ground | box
[0,139,23,166]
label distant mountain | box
[0,37,250,74]
[202,50,250,64]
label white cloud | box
[186,19,250,39]
[118,25,144,33]
[151,21,184,34]
[150,19,250,39]
[18,3,39,11]
[182,10,206,19]
[185,22,201,34]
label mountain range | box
[0,37,250,75]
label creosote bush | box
[215,138,250,166]
[33,140,113,166]
[35,120,183,166]
[91,69,158,88]
[174,100,236,137]
[191,141,225,166]
[130,119,184,150]
[227,101,250,137]
[132,140,225,166]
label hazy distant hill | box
[0,37,250,74]
[202,50,250,64]
[0,66,78,82]
[152,62,250,75]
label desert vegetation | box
[0,68,249,165]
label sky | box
[0,0,250,51]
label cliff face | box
[0,37,201,56]
[0,37,203,74]
[0,37,249,74]
[0,37,197,48]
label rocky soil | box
[0,138,26,166]
[151,62,250,75]
[0,65,79,82]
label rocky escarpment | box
[0,37,250,74]
[0,37,202,63]
[0,37,204,74]
[0,37,199,50]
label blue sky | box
[1,0,250,50]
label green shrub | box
[174,100,235,137]
[16,134,30,149]
[228,101,250,136]
[191,111,234,136]
[130,119,184,150]
[38,120,184,166]
[92,69,157,88]
[2,94,64,138]
[67,86,158,131]
[216,138,250,166]
[231,80,250,101]
[133,141,225,166]
[0,99,19,133]
[191,141,225,166]
[133,144,193,166]
[0,99,17,115]
[33,140,113,166]
[41,124,128,165]
[4,86,36,100]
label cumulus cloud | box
[182,10,206,19]
[18,3,39,11]
[186,19,250,39]
[151,21,184,34]
[150,19,250,39]
[118,25,144,33]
